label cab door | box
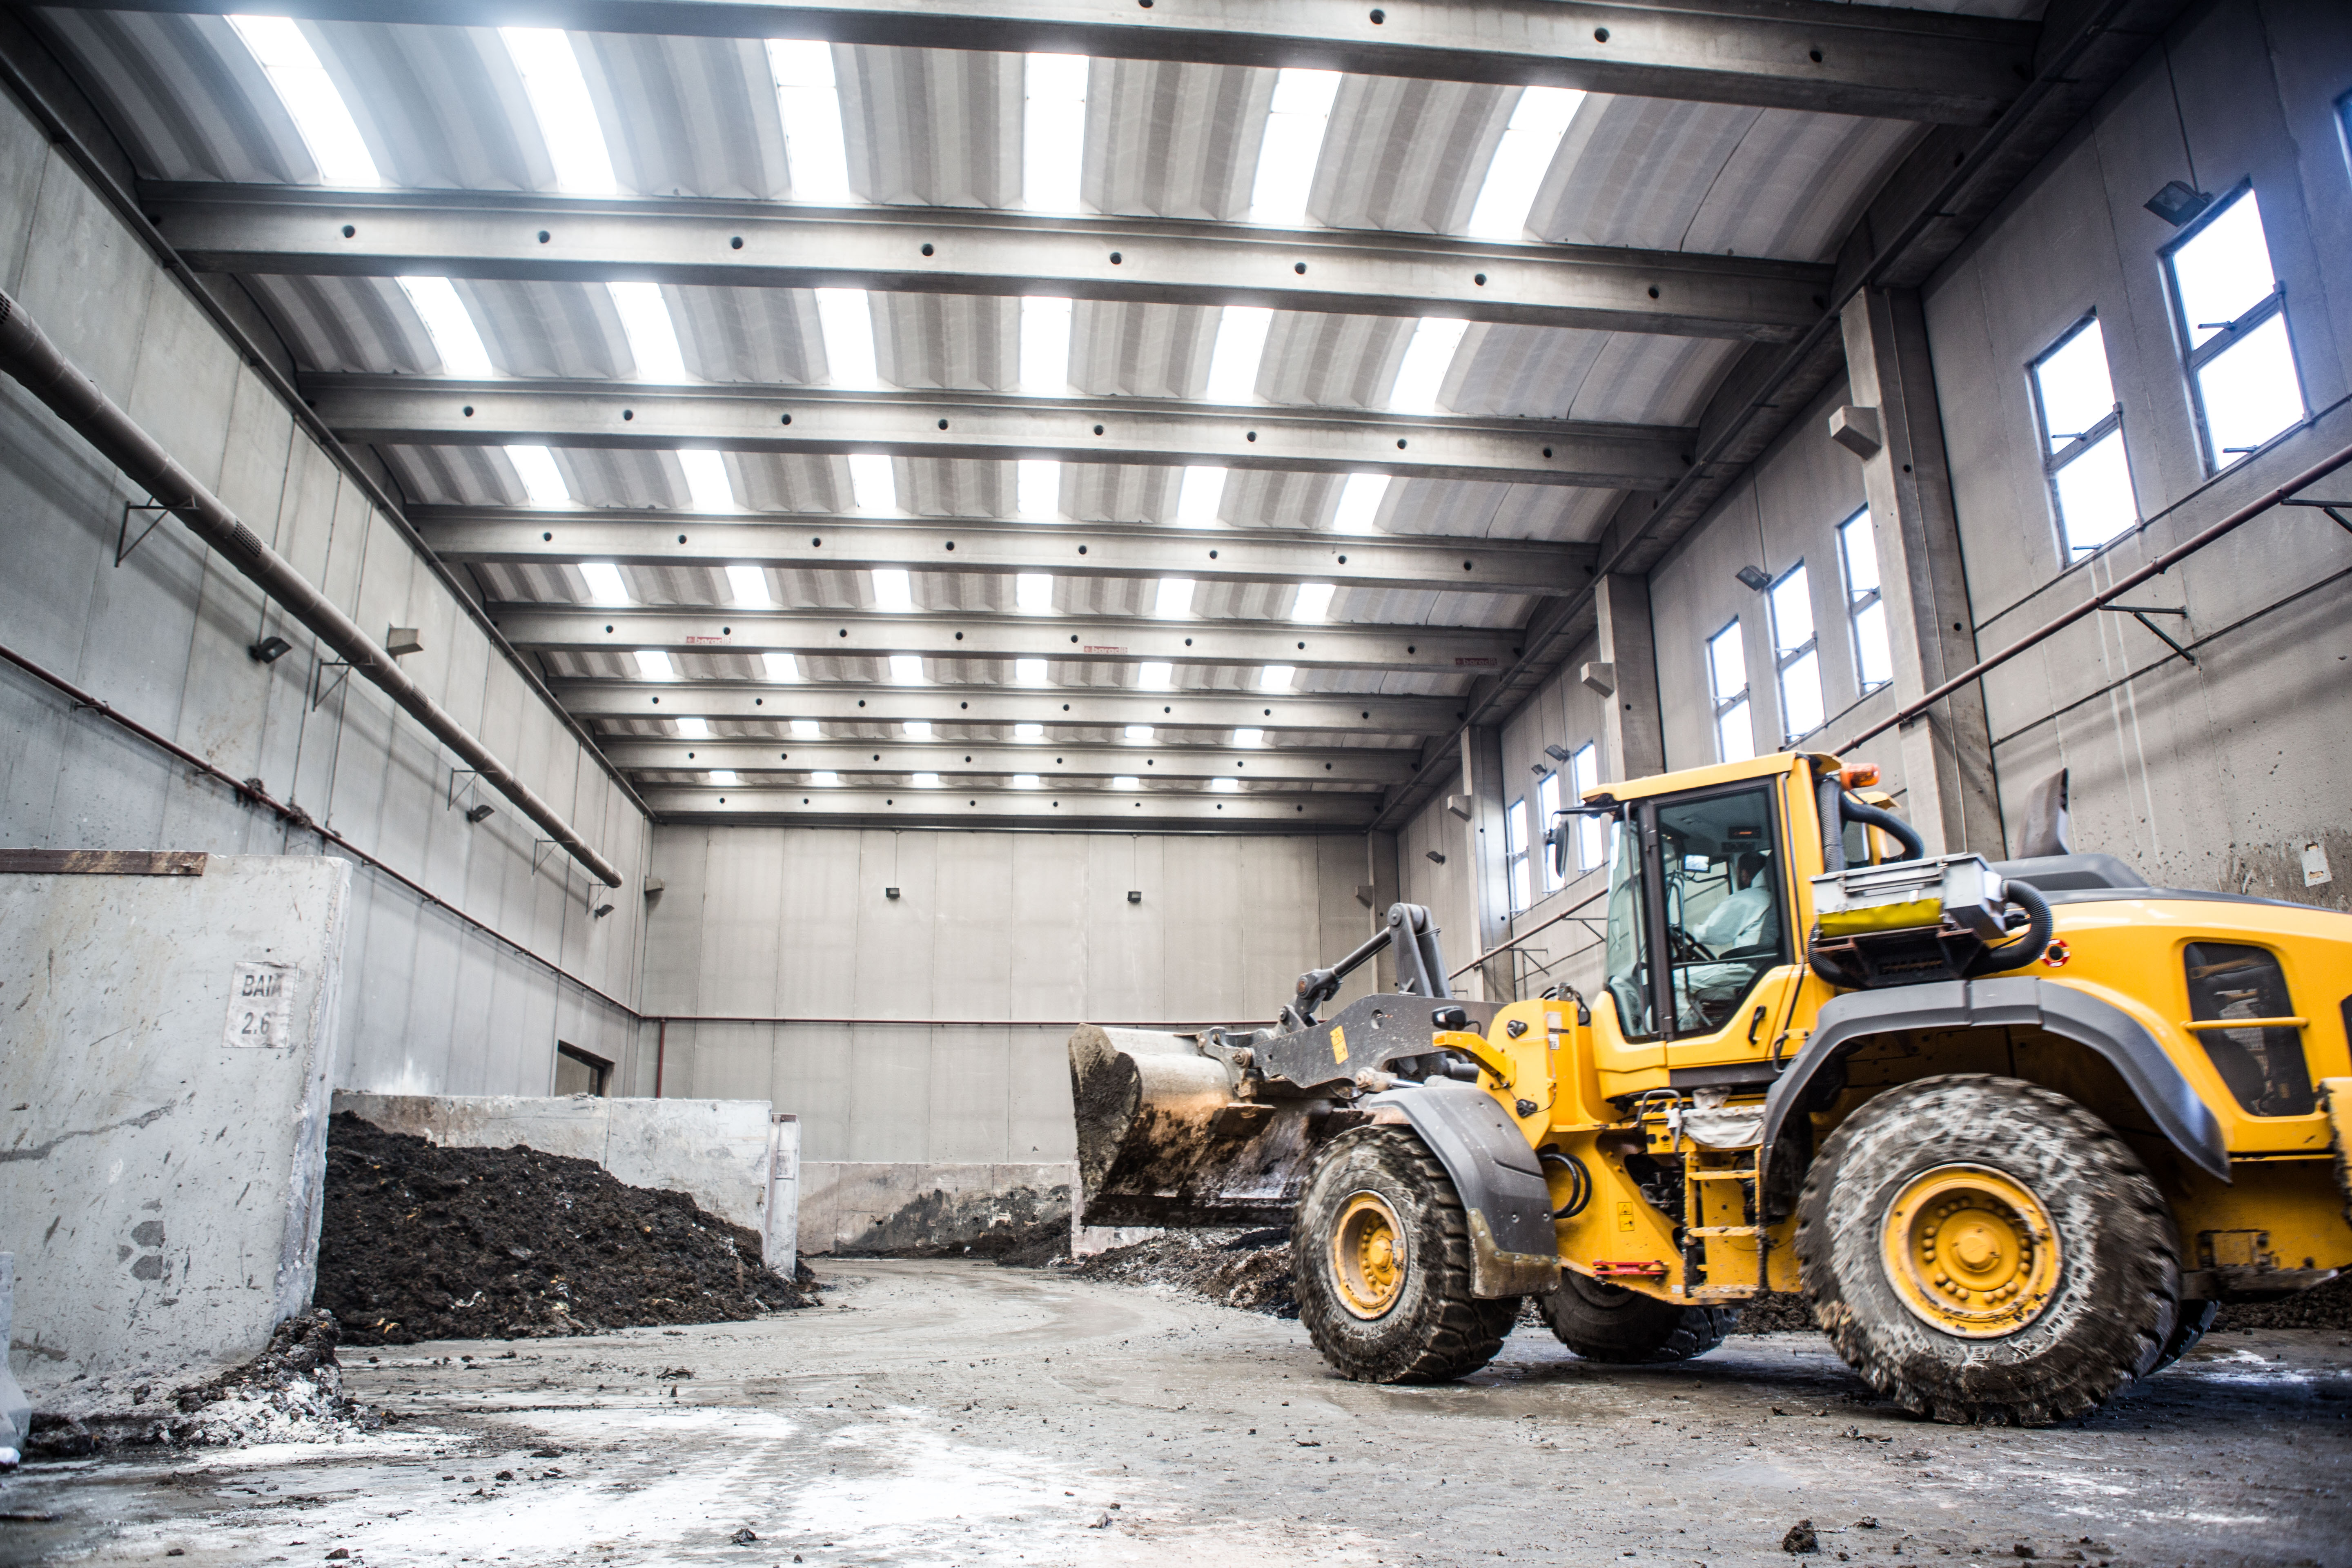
[1640,778,1804,1084]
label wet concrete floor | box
[2,1259,2346,1568]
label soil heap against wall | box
[316,1112,810,1345]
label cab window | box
[1657,787,1786,1034]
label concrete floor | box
[2,1260,2347,1568]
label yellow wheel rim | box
[1880,1163,2062,1339]
[1331,1191,1408,1320]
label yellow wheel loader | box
[1069,751,2352,1425]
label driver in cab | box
[1677,851,1779,1026]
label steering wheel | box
[1667,924,1717,964]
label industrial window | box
[2163,187,2305,471]
[1569,742,1603,871]
[1766,564,1824,742]
[1706,620,1753,763]
[1505,795,1532,912]
[2183,943,2314,1116]
[2029,316,2139,557]
[1836,510,1893,692]
[1534,769,1564,893]
[554,1042,611,1097]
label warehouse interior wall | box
[0,80,656,1098]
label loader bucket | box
[1068,1024,1319,1227]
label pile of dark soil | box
[1068,1227,1298,1317]
[317,1112,810,1345]
[2213,1273,2352,1331]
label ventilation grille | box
[228,521,265,558]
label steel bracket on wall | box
[114,499,168,566]
[2099,604,2197,668]
[2280,498,2352,535]
[310,659,352,711]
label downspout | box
[0,285,623,888]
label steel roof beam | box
[494,606,1519,673]
[153,186,1831,344]
[553,680,1468,734]
[310,379,1689,490]
[418,509,1593,598]
[64,0,2034,124]
[606,738,1415,783]
[640,784,1378,826]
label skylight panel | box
[871,568,914,612]
[1111,775,1140,791]
[763,652,800,682]
[811,769,841,786]
[1211,777,1238,793]
[1020,297,1074,395]
[1015,573,1055,613]
[1291,582,1334,623]
[1258,664,1296,693]
[226,16,379,187]
[1153,578,1196,619]
[768,40,854,203]
[607,281,688,382]
[1331,473,1389,534]
[1012,773,1042,789]
[913,771,942,788]
[675,716,710,739]
[1464,87,1582,241]
[1017,459,1062,519]
[506,445,570,506]
[1016,657,1050,686]
[1390,318,1470,414]
[1023,54,1089,213]
[847,454,897,513]
[1175,468,1227,527]
[679,451,737,512]
[633,649,674,680]
[708,769,739,786]
[889,654,926,684]
[1248,69,1340,226]
[904,720,933,739]
[1123,725,1154,742]
[815,288,881,390]
[1233,727,1265,747]
[791,718,822,738]
[499,28,617,195]
[396,278,493,377]
[1014,723,1045,740]
[1138,660,1173,690]
[725,563,770,606]
[1205,307,1273,404]
[580,560,628,602]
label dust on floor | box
[2,1260,2345,1568]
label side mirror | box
[1546,803,1619,878]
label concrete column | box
[1835,287,2001,855]
[1459,725,1511,1001]
[1593,574,1666,783]
[1364,829,1401,992]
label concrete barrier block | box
[0,855,351,1412]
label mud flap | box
[1068,1025,1320,1227]
[1363,1081,1560,1299]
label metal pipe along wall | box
[0,286,626,888]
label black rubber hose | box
[1840,792,1926,861]
[1539,1150,1591,1220]
[1964,879,2054,977]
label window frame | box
[1568,741,1602,873]
[1765,562,1823,744]
[2027,313,2139,555]
[2160,183,2305,473]
[1835,508,1891,694]
[1706,618,1752,762]
[1504,793,1532,913]
[1535,769,1564,892]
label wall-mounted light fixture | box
[2144,180,2213,227]
[465,803,495,824]
[591,902,615,918]
[248,635,292,664]
[1543,744,1572,762]
[1127,889,1143,904]
[885,886,901,900]
[1734,565,1773,592]
[1424,849,1447,864]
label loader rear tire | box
[1795,1074,2178,1427]
[1293,1125,1519,1383]
[1539,1272,1737,1363]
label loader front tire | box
[1539,1272,1737,1363]
[1293,1125,1519,1383]
[1796,1074,2178,1426]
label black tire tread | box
[1538,1275,1739,1364]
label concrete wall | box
[0,84,657,1099]
[331,1092,783,1249]
[1,855,349,1413]
[641,823,1372,1245]
[1923,0,2352,904]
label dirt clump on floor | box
[316,1111,809,1345]
[2213,1273,2352,1330]
[1067,1227,1298,1317]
